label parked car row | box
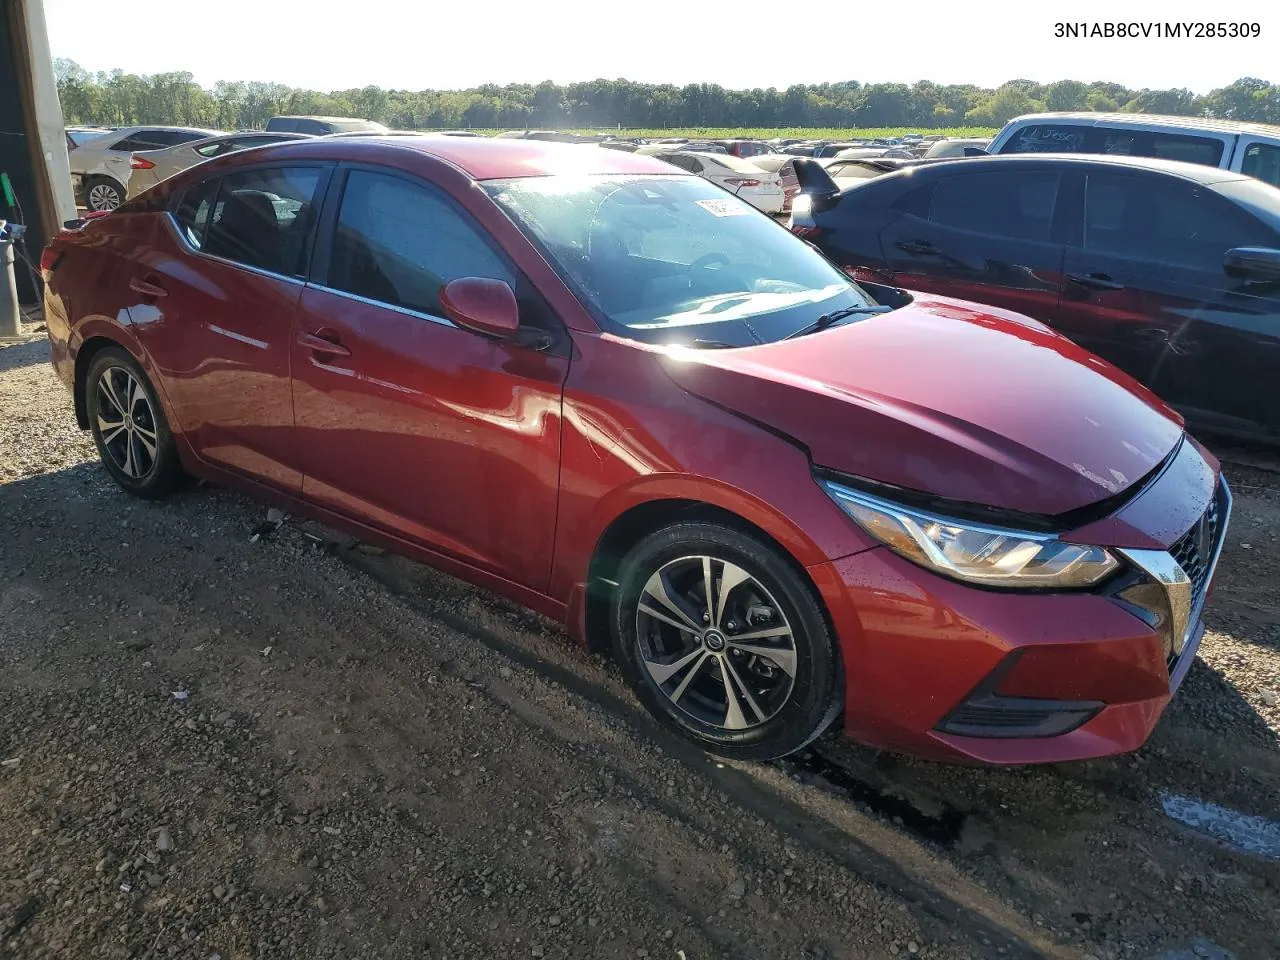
[43,135,1237,768]
[787,151,1280,446]
[68,125,224,211]
[66,116,389,211]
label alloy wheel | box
[96,366,158,480]
[88,182,121,211]
[635,555,797,730]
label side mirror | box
[962,146,988,157]
[439,277,520,338]
[1224,247,1280,282]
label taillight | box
[725,178,761,187]
[130,155,155,170]
[40,248,64,278]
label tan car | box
[125,132,313,199]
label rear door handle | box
[297,331,351,358]
[895,239,937,255]
[1067,272,1126,291]
[128,276,167,298]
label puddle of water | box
[1159,792,1280,861]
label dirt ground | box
[1,329,1277,960]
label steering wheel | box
[689,252,732,271]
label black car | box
[789,154,1280,446]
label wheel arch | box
[71,318,182,440]
[582,495,833,658]
[73,335,131,429]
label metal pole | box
[0,236,21,338]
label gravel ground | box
[1,328,1277,960]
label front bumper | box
[809,458,1229,765]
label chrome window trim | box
[162,212,306,287]
[306,282,457,329]
[165,211,461,328]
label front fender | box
[584,472,842,572]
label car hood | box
[657,294,1185,518]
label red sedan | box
[41,136,1230,764]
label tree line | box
[53,60,1280,132]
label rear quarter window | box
[1001,125,1088,153]
[1241,142,1280,187]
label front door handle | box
[1067,272,1126,291]
[297,331,351,358]
[896,239,937,255]
[129,276,167,299]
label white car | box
[68,126,224,211]
[650,151,785,213]
[125,132,314,200]
[988,112,1280,187]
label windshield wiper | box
[783,304,893,340]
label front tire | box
[84,176,125,212]
[611,521,842,761]
[85,347,184,499]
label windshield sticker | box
[694,198,749,217]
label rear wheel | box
[85,177,124,212]
[611,521,842,760]
[86,347,184,499]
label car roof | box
[903,152,1251,184]
[233,135,686,180]
[1004,112,1280,139]
[272,115,375,122]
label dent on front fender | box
[547,338,880,604]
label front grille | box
[1170,480,1227,616]
[1164,479,1230,670]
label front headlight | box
[821,479,1119,589]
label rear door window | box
[927,171,1061,242]
[1003,124,1225,167]
[1241,142,1280,187]
[164,131,213,146]
[1003,125,1088,153]
[1082,172,1271,269]
[1147,135,1225,166]
[112,130,207,152]
[195,135,289,158]
[198,167,325,276]
[111,133,169,152]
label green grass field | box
[450,127,999,139]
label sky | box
[42,0,1273,93]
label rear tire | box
[85,347,184,499]
[84,176,125,212]
[611,521,843,761]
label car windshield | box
[485,175,874,346]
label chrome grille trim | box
[1118,477,1231,664]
